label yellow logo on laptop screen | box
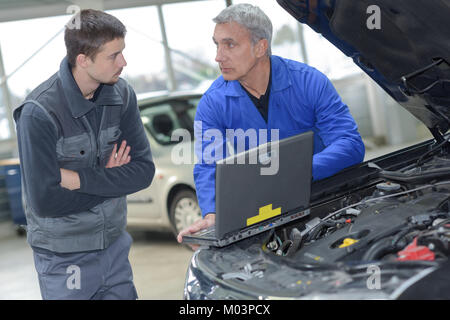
[247,204,282,226]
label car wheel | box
[169,189,202,236]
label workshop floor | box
[0,221,194,300]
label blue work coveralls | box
[194,55,365,217]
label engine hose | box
[379,168,450,184]
[362,237,400,261]
[306,220,339,241]
[365,224,406,246]
[362,225,414,261]
[391,227,416,246]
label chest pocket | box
[98,126,122,168]
[56,133,92,170]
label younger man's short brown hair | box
[64,9,127,67]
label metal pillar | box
[157,4,177,92]
[364,74,386,141]
[297,23,308,64]
[0,42,15,142]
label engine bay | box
[188,139,450,299]
[264,154,450,266]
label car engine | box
[264,154,450,266]
[186,141,450,299]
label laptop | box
[182,131,313,247]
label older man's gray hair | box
[213,3,273,56]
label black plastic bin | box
[0,168,11,221]
[0,159,26,230]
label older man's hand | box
[177,213,215,251]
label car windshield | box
[140,96,199,145]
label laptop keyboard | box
[194,226,216,237]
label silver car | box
[126,90,202,237]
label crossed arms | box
[17,98,155,218]
[59,140,131,190]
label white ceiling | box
[0,0,208,22]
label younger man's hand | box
[60,168,81,190]
[59,140,131,190]
[106,140,131,168]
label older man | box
[177,3,364,244]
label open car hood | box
[277,0,450,140]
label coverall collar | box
[223,55,292,97]
[59,56,123,119]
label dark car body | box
[184,0,450,299]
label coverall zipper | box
[80,107,107,246]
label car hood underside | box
[277,0,450,138]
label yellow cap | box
[338,238,359,248]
